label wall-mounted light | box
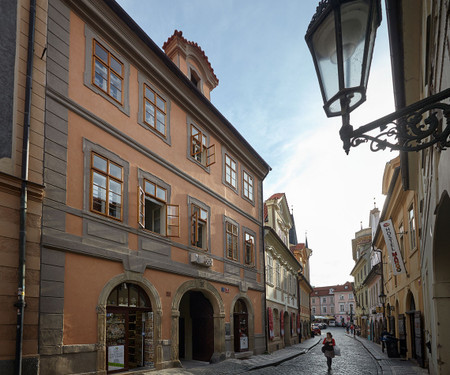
[306,0,450,154]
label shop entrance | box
[179,291,214,362]
[233,299,249,352]
[106,283,153,373]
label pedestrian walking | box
[321,332,336,372]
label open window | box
[138,179,179,237]
[190,124,215,167]
[244,233,255,265]
[226,222,238,260]
[191,204,208,249]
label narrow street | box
[250,328,378,375]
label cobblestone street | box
[152,327,429,375]
[249,328,378,375]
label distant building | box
[264,193,302,352]
[291,242,313,339]
[350,225,372,336]
[311,282,354,326]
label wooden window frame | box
[243,171,254,201]
[244,233,255,266]
[226,221,238,261]
[143,83,167,137]
[225,153,237,189]
[92,39,124,104]
[190,124,215,167]
[90,152,123,221]
[138,179,179,237]
[191,204,208,250]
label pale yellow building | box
[373,156,424,367]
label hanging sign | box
[380,220,406,275]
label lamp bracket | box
[341,88,450,154]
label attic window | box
[190,69,201,89]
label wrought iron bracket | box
[340,88,450,154]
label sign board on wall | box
[380,220,406,275]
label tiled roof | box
[310,281,353,296]
[163,30,219,84]
[290,243,305,251]
[267,192,285,200]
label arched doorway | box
[433,191,450,374]
[233,299,249,352]
[105,283,153,373]
[283,311,290,346]
[179,291,214,362]
[406,292,423,366]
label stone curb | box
[246,338,322,371]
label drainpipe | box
[15,0,36,373]
[261,183,268,353]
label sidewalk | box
[147,335,321,374]
[351,334,429,374]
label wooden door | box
[190,292,214,361]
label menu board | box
[108,345,124,371]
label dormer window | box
[190,69,201,89]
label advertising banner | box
[380,219,406,275]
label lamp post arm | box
[341,88,450,153]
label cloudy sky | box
[116,0,398,287]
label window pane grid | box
[91,153,123,220]
[144,179,167,203]
[226,222,238,260]
[144,84,166,136]
[92,40,124,104]
[225,154,237,188]
[243,172,254,200]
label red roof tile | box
[267,193,285,200]
[163,30,218,84]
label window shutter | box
[166,204,180,237]
[138,186,145,228]
[206,144,216,166]
[191,210,198,245]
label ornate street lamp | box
[306,0,450,154]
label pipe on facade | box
[261,183,268,353]
[15,0,36,373]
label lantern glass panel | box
[340,1,369,89]
[312,10,339,106]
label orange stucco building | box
[38,0,270,374]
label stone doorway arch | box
[96,272,162,374]
[171,279,225,365]
[433,191,450,374]
[230,294,254,354]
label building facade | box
[264,193,302,352]
[350,226,372,336]
[291,243,313,341]
[0,1,47,373]
[38,0,270,373]
[385,1,450,373]
[310,282,354,325]
[373,156,424,366]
